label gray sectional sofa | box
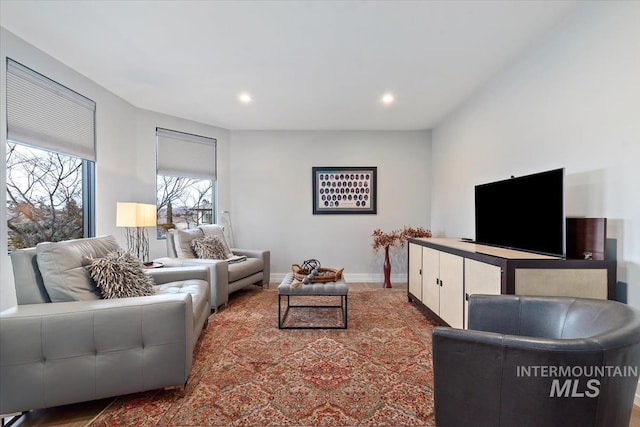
[0,235,211,417]
[157,226,270,311]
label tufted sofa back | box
[10,235,120,305]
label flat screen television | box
[474,168,565,257]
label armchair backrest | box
[165,225,227,259]
[468,294,640,342]
[166,229,179,257]
[10,235,120,305]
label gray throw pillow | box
[172,228,204,258]
[86,250,155,299]
[191,236,228,260]
[36,235,120,302]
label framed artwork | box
[312,166,377,215]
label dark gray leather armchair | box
[433,295,640,427]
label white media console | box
[407,238,617,328]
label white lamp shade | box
[116,203,157,227]
[137,203,157,227]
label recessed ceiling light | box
[238,93,252,104]
[381,93,394,105]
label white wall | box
[229,130,432,282]
[430,1,640,308]
[4,0,636,308]
[0,28,230,310]
[0,27,429,309]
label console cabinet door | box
[438,252,464,329]
[408,243,423,301]
[464,259,502,328]
[421,247,441,315]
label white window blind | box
[156,128,217,180]
[6,59,96,161]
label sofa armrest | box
[153,257,229,309]
[147,265,208,285]
[232,248,264,259]
[0,294,194,415]
[232,249,270,286]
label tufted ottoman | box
[278,272,348,329]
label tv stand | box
[407,238,616,328]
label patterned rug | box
[89,287,437,426]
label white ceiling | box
[1,0,581,131]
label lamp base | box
[125,227,149,262]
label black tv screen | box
[475,168,565,257]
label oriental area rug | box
[89,287,437,426]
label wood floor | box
[633,405,640,427]
[5,398,113,427]
[4,282,640,427]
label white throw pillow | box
[173,228,204,258]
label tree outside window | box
[156,175,214,238]
[6,142,88,250]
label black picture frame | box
[312,166,377,215]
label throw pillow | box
[191,236,228,260]
[172,228,204,258]
[199,224,234,258]
[86,250,155,299]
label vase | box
[383,245,392,288]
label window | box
[6,143,94,250]
[156,175,215,235]
[5,59,96,250]
[156,128,216,238]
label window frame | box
[155,174,216,239]
[5,141,96,250]
[155,127,217,238]
[5,57,96,249]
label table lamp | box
[116,202,157,261]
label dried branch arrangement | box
[372,226,432,251]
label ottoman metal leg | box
[278,293,348,329]
[277,272,348,329]
[343,295,348,328]
[278,294,292,329]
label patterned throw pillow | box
[86,250,155,299]
[199,224,234,258]
[191,236,228,260]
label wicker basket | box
[291,264,344,283]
